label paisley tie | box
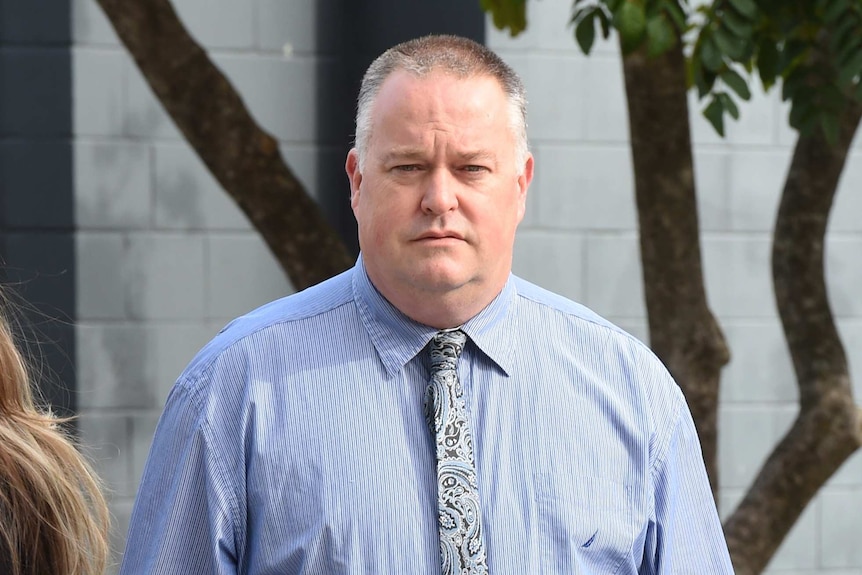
[425,329,489,575]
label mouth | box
[414,232,465,242]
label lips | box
[415,231,465,241]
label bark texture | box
[95,0,353,290]
[621,43,730,496]
[723,100,862,575]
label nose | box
[420,168,459,215]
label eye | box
[463,165,489,173]
[393,164,422,172]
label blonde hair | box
[0,292,109,575]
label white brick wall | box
[497,1,862,572]
[72,0,301,568]
[71,0,862,572]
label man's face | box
[346,69,533,315]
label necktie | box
[425,329,489,575]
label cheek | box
[482,206,522,245]
[371,224,389,247]
[357,205,397,249]
[370,194,413,227]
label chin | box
[409,263,472,293]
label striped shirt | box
[119,257,733,574]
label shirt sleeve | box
[642,390,734,574]
[118,380,241,575]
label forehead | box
[371,70,512,155]
[370,70,510,138]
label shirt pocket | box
[535,473,634,575]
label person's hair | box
[0,290,109,575]
[354,34,529,170]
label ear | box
[346,149,362,210]
[516,153,534,222]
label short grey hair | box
[354,35,528,170]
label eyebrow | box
[381,148,426,164]
[381,148,497,164]
[458,150,497,163]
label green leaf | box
[781,71,807,102]
[480,0,528,36]
[645,0,662,20]
[830,16,858,53]
[686,58,696,91]
[838,50,862,87]
[721,8,754,39]
[575,11,598,54]
[662,0,687,32]
[798,114,819,137]
[646,15,677,57]
[777,40,808,76]
[720,68,752,100]
[694,64,718,98]
[757,39,779,91]
[703,96,726,136]
[823,0,851,24]
[717,91,740,119]
[820,84,846,113]
[727,0,758,20]
[821,112,840,146]
[713,26,747,60]
[597,8,612,38]
[788,97,815,132]
[604,0,623,13]
[837,35,862,68]
[615,0,648,53]
[700,34,723,72]
[689,58,703,93]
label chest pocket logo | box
[535,474,634,574]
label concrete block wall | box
[495,1,862,572]
[70,0,862,572]
[72,0,310,565]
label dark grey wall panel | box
[316,0,485,255]
[0,48,72,136]
[0,233,76,412]
[0,0,70,44]
[0,139,73,228]
[0,0,74,416]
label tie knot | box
[429,329,467,370]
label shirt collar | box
[352,255,517,378]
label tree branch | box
[95,0,353,289]
[723,99,862,575]
[621,42,730,496]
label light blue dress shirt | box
[120,257,733,574]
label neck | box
[367,276,505,330]
[388,288,489,329]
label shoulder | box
[178,268,356,392]
[512,274,685,419]
[513,276,692,473]
[512,275,648,355]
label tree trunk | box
[723,101,862,575]
[95,0,353,290]
[621,42,730,496]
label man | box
[120,35,733,574]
